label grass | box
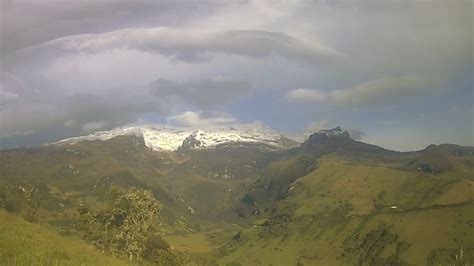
[0,210,133,266]
[217,154,474,265]
[164,233,212,254]
[1,136,473,265]
[288,155,469,216]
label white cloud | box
[285,88,326,102]
[166,111,238,127]
[285,74,441,107]
[31,27,342,63]
[82,121,105,132]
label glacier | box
[54,121,297,151]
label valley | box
[0,126,473,265]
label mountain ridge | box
[52,121,299,151]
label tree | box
[24,185,39,223]
[115,188,162,260]
[82,187,163,261]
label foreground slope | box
[0,210,132,265]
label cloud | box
[151,77,250,108]
[82,121,106,132]
[167,111,237,127]
[26,27,342,63]
[0,72,27,105]
[285,88,326,102]
[1,0,219,55]
[347,129,366,140]
[285,75,441,107]
[289,120,365,142]
[0,92,164,145]
[60,93,164,130]
[0,0,472,150]
[288,120,330,142]
[0,130,35,139]
[0,89,19,102]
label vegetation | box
[0,210,132,266]
[0,183,185,264]
[217,155,474,265]
[0,135,473,265]
[82,187,164,260]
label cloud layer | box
[285,75,441,107]
[34,28,342,63]
[1,0,472,150]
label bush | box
[142,234,185,265]
[143,234,170,254]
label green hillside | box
[0,210,132,266]
[218,155,474,265]
[0,134,473,265]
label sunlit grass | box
[0,210,133,266]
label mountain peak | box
[316,126,350,138]
[302,127,351,149]
[54,122,299,151]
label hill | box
[0,210,133,265]
[0,126,473,265]
[218,155,474,265]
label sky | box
[0,0,472,151]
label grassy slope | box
[1,137,472,265]
[0,210,132,266]
[0,137,199,233]
[218,155,474,265]
[0,136,275,264]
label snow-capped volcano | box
[54,121,298,151]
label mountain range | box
[0,123,473,265]
[53,121,299,151]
